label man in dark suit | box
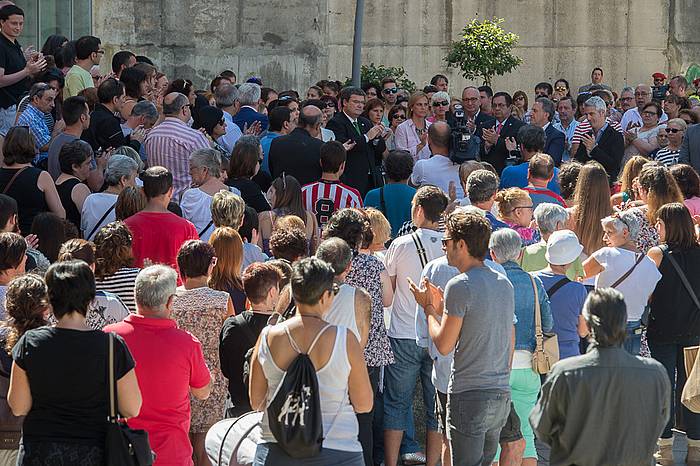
[268,105,323,186]
[679,123,700,174]
[232,82,268,132]
[531,97,565,166]
[461,86,495,139]
[575,96,624,181]
[481,91,525,173]
[326,87,384,196]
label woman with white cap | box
[534,229,589,359]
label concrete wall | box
[94,0,696,96]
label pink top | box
[685,197,700,217]
[394,118,432,161]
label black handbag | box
[105,332,155,466]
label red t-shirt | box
[124,211,198,280]
[104,314,210,466]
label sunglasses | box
[328,283,340,296]
[324,102,336,109]
[667,128,684,133]
[218,119,225,126]
[555,86,567,92]
[432,101,449,107]
[391,114,406,120]
[382,88,398,94]
[441,236,453,247]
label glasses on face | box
[432,101,449,107]
[391,114,406,120]
[328,283,340,296]
[635,92,650,97]
[513,205,534,212]
[642,111,657,117]
[218,119,225,126]
[324,102,336,109]
[555,86,567,92]
[95,49,105,55]
[463,97,479,103]
[441,236,453,247]
[619,96,634,101]
[382,87,398,95]
[667,127,684,133]
[514,96,525,101]
[181,103,193,111]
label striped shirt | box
[571,117,622,145]
[653,147,680,167]
[95,267,141,313]
[144,117,210,200]
[302,179,363,229]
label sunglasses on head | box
[432,101,449,107]
[383,88,398,94]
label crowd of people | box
[1,3,700,466]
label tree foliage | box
[444,17,522,86]
[345,63,416,92]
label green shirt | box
[64,65,94,99]
[519,241,584,281]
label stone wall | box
[94,0,697,95]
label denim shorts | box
[383,337,438,432]
[0,105,16,137]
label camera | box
[652,85,669,101]
[448,103,480,164]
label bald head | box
[428,120,451,153]
[163,92,190,120]
[299,105,322,130]
[634,84,652,109]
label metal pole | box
[351,0,365,87]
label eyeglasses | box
[619,97,634,101]
[667,128,684,133]
[432,101,449,107]
[513,205,534,212]
[181,103,193,111]
[95,49,105,55]
[441,236,453,247]
[514,96,525,100]
[641,111,657,117]
[328,283,340,296]
[382,88,398,94]
[324,102,336,109]
[634,92,651,97]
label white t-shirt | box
[180,186,241,242]
[81,192,118,240]
[385,228,445,339]
[592,247,661,321]
[410,154,465,199]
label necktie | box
[353,120,362,136]
[496,122,502,135]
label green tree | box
[444,17,522,86]
[344,63,416,93]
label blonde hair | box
[407,91,429,118]
[572,162,612,254]
[619,156,650,199]
[274,215,305,232]
[494,188,531,221]
[364,208,392,246]
[211,191,245,228]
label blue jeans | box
[649,339,700,440]
[623,320,643,355]
[447,390,510,466]
[383,337,438,432]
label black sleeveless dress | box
[56,178,83,231]
[0,166,47,236]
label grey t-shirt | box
[445,265,515,394]
[47,132,78,180]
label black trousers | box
[357,366,380,466]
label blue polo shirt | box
[500,162,561,194]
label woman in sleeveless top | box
[55,140,92,231]
[249,257,373,465]
[0,127,64,235]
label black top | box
[0,167,47,236]
[0,34,29,109]
[13,327,134,444]
[648,245,700,345]
[56,177,82,231]
[81,104,141,153]
[481,116,526,174]
[223,283,247,314]
[574,125,624,182]
[227,177,271,213]
[219,311,270,414]
[326,113,375,196]
[268,127,323,187]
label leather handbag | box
[529,274,560,374]
[105,333,155,466]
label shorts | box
[435,390,447,434]
[499,402,523,444]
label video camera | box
[652,84,669,101]
[448,103,481,164]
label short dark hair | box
[141,166,173,199]
[323,208,367,251]
[478,85,494,98]
[557,95,575,110]
[261,87,277,103]
[445,210,491,260]
[339,86,365,107]
[423,85,438,94]
[290,257,336,306]
[384,150,414,182]
[58,140,92,175]
[670,164,700,200]
[528,153,554,181]
[135,55,154,65]
[518,124,546,153]
[492,91,512,107]
[414,186,448,223]
[0,194,17,231]
[74,35,101,61]
[0,232,26,271]
[380,77,397,87]
[243,262,283,304]
[268,106,292,132]
[0,5,24,20]
[57,238,96,266]
[315,237,352,277]
[535,82,553,95]
[320,141,346,173]
[583,288,627,348]
[120,66,147,99]
[62,96,88,126]
[239,206,259,243]
[535,97,556,122]
[111,50,135,74]
[97,78,125,104]
[3,127,36,165]
[427,121,451,149]
[430,74,448,86]
[643,101,662,118]
[177,240,215,279]
[45,260,96,318]
[466,169,499,203]
[269,228,308,263]
[228,136,261,179]
[592,67,604,76]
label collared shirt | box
[217,110,243,153]
[554,119,579,161]
[145,117,210,200]
[18,103,50,161]
[0,33,29,109]
[394,118,432,161]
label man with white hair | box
[520,203,584,279]
[215,83,243,152]
[104,265,212,466]
[233,82,268,132]
[573,96,625,180]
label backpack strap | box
[546,277,571,298]
[86,202,116,239]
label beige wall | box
[94,0,693,97]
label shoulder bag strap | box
[379,186,387,215]
[546,277,571,298]
[662,248,700,311]
[610,253,645,289]
[87,202,117,239]
[108,332,117,421]
[411,232,428,268]
[2,166,28,195]
[198,219,214,238]
[529,274,544,348]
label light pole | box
[351,0,365,87]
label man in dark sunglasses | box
[381,77,399,106]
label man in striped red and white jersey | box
[302,141,363,230]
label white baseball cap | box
[545,229,584,266]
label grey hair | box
[466,169,499,203]
[237,83,261,107]
[134,265,178,311]
[534,203,569,236]
[131,100,159,122]
[104,154,138,187]
[163,93,189,115]
[215,83,239,108]
[582,288,627,348]
[29,82,52,100]
[489,228,523,263]
[536,97,556,122]
[431,91,450,103]
[189,148,222,179]
[600,210,640,241]
[621,86,634,95]
[315,237,353,277]
[113,146,144,172]
[584,96,607,113]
